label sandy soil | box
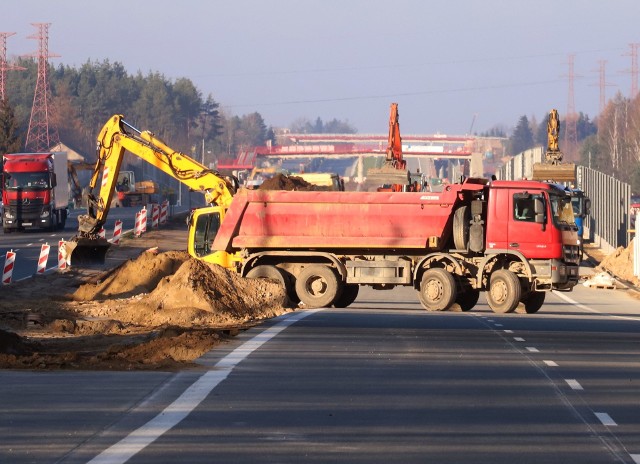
[0,225,292,371]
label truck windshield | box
[549,192,576,227]
[4,172,51,190]
[571,195,583,216]
[193,211,221,257]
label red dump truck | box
[190,177,581,314]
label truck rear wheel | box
[519,291,545,314]
[333,284,359,308]
[487,269,521,313]
[418,268,456,311]
[455,285,480,312]
[453,205,470,250]
[295,264,341,308]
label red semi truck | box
[2,152,70,233]
[190,176,581,314]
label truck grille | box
[7,198,44,216]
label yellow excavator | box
[66,114,238,265]
[531,109,576,182]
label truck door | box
[509,191,549,259]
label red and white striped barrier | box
[134,211,143,237]
[98,227,106,239]
[3,250,16,284]
[140,207,147,233]
[112,219,122,244]
[37,243,50,274]
[160,200,168,224]
[151,204,160,228]
[58,240,67,270]
[101,166,110,189]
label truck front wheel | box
[487,270,521,313]
[246,265,291,306]
[295,264,341,308]
[418,268,456,311]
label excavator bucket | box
[63,237,111,266]
[531,162,576,183]
[366,165,411,187]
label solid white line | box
[595,412,617,426]
[513,337,525,342]
[87,309,320,464]
[526,347,539,352]
[543,360,559,367]
[565,379,584,390]
[553,290,640,322]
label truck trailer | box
[2,152,69,233]
[190,177,581,314]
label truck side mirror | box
[51,173,57,188]
[584,198,591,216]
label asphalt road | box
[1,282,639,464]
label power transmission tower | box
[592,60,615,115]
[24,23,60,152]
[0,32,25,101]
[622,43,640,99]
[563,54,578,162]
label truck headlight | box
[4,210,14,219]
[40,210,50,218]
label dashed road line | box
[595,412,617,426]
[525,347,539,352]
[543,360,558,367]
[504,329,513,333]
[630,454,640,463]
[513,337,525,342]
[565,379,584,390]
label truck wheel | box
[520,291,545,314]
[295,264,341,308]
[418,268,456,311]
[333,284,359,308]
[453,205,470,250]
[456,288,480,312]
[487,269,521,313]
[246,265,291,305]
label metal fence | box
[497,149,632,254]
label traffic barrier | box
[151,204,160,228]
[134,211,143,237]
[112,220,122,244]
[98,227,106,239]
[160,200,168,224]
[140,207,147,233]
[37,244,50,274]
[3,250,15,284]
[58,240,67,270]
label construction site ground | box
[0,204,637,371]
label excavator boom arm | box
[79,114,235,235]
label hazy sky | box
[3,0,640,135]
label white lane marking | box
[543,360,559,367]
[630,454,640,463]
[494,323,503,327]
[595,412,617,426]
[513,337,525,342]
[87,309,320,464]
[526,347,539,352]
[504,329,513,334]
[553,290,640,322]
[565,379,584,390]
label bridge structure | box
[218,133,498,187]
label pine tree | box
[509,115,535,155]
[0,98,22,154]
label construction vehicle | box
[2,152,69,232]
[66,114,237,264]
[114,170,159,206]
[71,112,580,314]
[193,176,581,314]
[365,103,412,189]
[531,109,576,182]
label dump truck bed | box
[212,186,482,253]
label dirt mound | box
[259,173,330,191]
[598,238,640,286]
[0,250,292,370]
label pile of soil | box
[258,173,332,191]
[595,238,640,286]
[0,250,291,370]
